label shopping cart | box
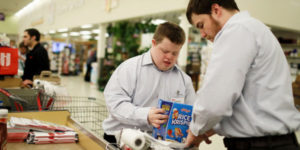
[0,88,55,112]
[49,96,108,139]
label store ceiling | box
[0,0,33,16]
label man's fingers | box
[202,134,212,144]
[157,114,168,121]
[154,119,167,125]
[204,137,212,144]
[154,108,166,114]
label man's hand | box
[185,129,215,148]
[22,79,33,88]
[147,108,169,128]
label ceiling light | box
[81,24,93,29]
[92,29,100,34]
[82,35,91,39]
[70,32,80,36]
[58,28,68,32]
[80,31,91,35]
[151,19,167,25]
[61,33,68,37]
[15,0,41,17]
[49,30,56,34]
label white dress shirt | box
[103,50,196,135]
[190,11,300,137]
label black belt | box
[223,133,299,149]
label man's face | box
[151,37,182,71]
[23,31,33,47]
[191,13,222,42]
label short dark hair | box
[186,0,239,24]
[153,22,185,45]
[25,28,41,42]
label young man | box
[103,22,196,144]
[22,28,50,87]
[185,0,300,150]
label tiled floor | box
[60,75,105,102]
[61,75,300,149]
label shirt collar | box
[29,43,40,51]
[142,50,179,72]
[142,50,153,66]
[215,11,250,41]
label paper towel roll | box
[121,129,146,150]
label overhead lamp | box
[61,33,68,37]
[94,36,100,40]
[80,31,91,35]
[58,28,68,32]
[151,19,167,25]
[70,32,80,36]
[49,30,56,34]
[105,33,109,37]
[82,35,91,39]
[81,24,93,29]
[92,29,100,34]
[15,0,41,17]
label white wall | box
[0,16,18,34]
[17,0,300,34]
[17,0,188,33]
[236,0,300,32]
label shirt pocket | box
[170,88,186,103]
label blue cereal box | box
[152,99,193,143]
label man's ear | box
[152,39,156,47]
[31,35,36,41]
[211,3,222,18]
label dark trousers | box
[223,133,300,150]
[104,133,118,147]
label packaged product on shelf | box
[7,122,29,143]
[0,109,8,150]
[10,117,74,132]
[27,131,78,144]
[152,99,193,143]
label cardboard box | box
[33,71,60,85]
[152,99,193,143]
[0,77,22,88]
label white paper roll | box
[121,129,146,150]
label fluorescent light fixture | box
[92,29,100,34]
[81,24,93,29]
[95,36,100,40]
[49,30,56,34]
[80,31,91,35]
[61,33,68,37]
[151,19,167,25]
[15,0,41,17]
[70,32,80,36]
[82,35,91,39]
[58,28,68,32]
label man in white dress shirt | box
[102,22,196,144]
[185,0,300,149]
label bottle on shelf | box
[0,109,8,150]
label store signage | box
[0,53,11,67]
[0,13,5,21]
[56,0,85,15]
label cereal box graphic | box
[152,99,193,143]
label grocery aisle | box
[60,75,105,103]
